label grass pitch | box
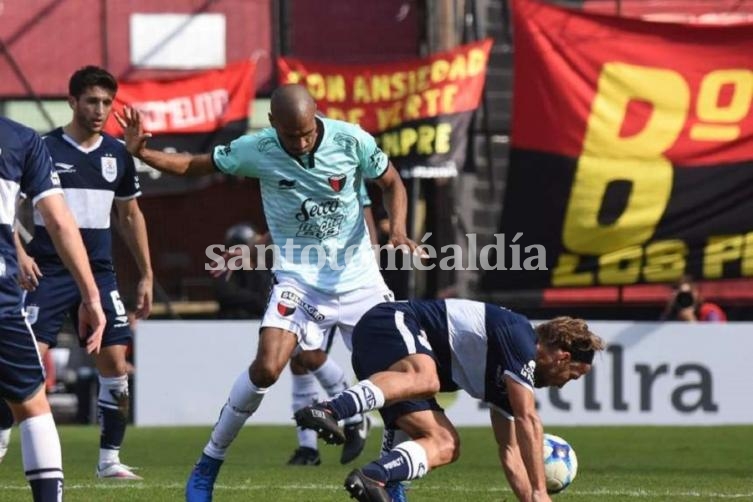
[0,424,751,501]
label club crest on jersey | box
[277,300,296,317]
[101,156,117,182]
[328,174,346,192]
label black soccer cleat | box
[294,403,346,444]
[341,417,371,464]
[286,446,321,466]
[343,469,391,502]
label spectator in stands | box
[661,275,727,322]
[212,223,272,319]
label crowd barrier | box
[135,320,753,426]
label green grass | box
[1,425,751,501]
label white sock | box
[342,380,385,414]
[292,373,319,450]
[380,427,411,456]
[312,358,347,397]
[312,358,363,426]
[204,371,268,460]
[394,441,430,480]
[19,413,63,481]
[0,428,11,462]
[99,448,119,466]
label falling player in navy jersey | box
[0,66,152,480]
[295,299,605,502]
[0,116,106,501]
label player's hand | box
[78,300,106,354]
[17,254,42,291]
[113,106,152,158]
[134,275,153,319]
[388,233,429,258]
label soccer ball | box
[543,433,578,494]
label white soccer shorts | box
[261,277,394,351]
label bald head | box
[270,84,316,122]
[269,84,319,155]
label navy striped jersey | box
[0,117,63,317]
[27,128,141,273]
[406,299,537,418]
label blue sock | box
[0,400,14,429]
[30,478,63,501]
[99,406,126,450]
[326,395,357,421]
[327,381,385,421]
[362,450,411,483]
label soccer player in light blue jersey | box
[0,116,106,501]
[116,84,419,502]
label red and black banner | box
[105,60,255,194]
[483,0,753,292]
[277,40,492,178]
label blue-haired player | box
[116,83,418,502]
[0,66,153,480]
[296,299,605,502]
[0,116,106,501]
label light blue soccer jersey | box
[213,117,387,294]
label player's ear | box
[67,96,77,110]
[268,112,275,128]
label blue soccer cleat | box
[185,453,223,502]
[386,481,408,502]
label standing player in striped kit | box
[0,116,106,500]
[0,66,153,480]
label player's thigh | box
[351,303,435,381]
[253,326,299,378]
[338,284,394,350]
[0,316,46,405]
[394,408,461,466]
[91,272,132,349]
[260,279,336,351]
[24,274,80,348]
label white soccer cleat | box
[96,462,143,480]
[0,429,10,464]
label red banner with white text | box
[104,61,255,194]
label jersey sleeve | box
[354,127,389,180]
[358,179,372,207]
[212,135,260,178]
[22,130,62,205]
[115,154,142,199]
[484,320,537,415]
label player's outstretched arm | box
[375,163,422,254]
[491,409,532,501]
[114,106,215,177]
[507,376,552,502]
[35,193,105,354]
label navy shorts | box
[351,302,443,428]
[0,314,46,402]
[25,270,132,348]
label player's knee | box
[434,428,461,466]
[249,360,283,387]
